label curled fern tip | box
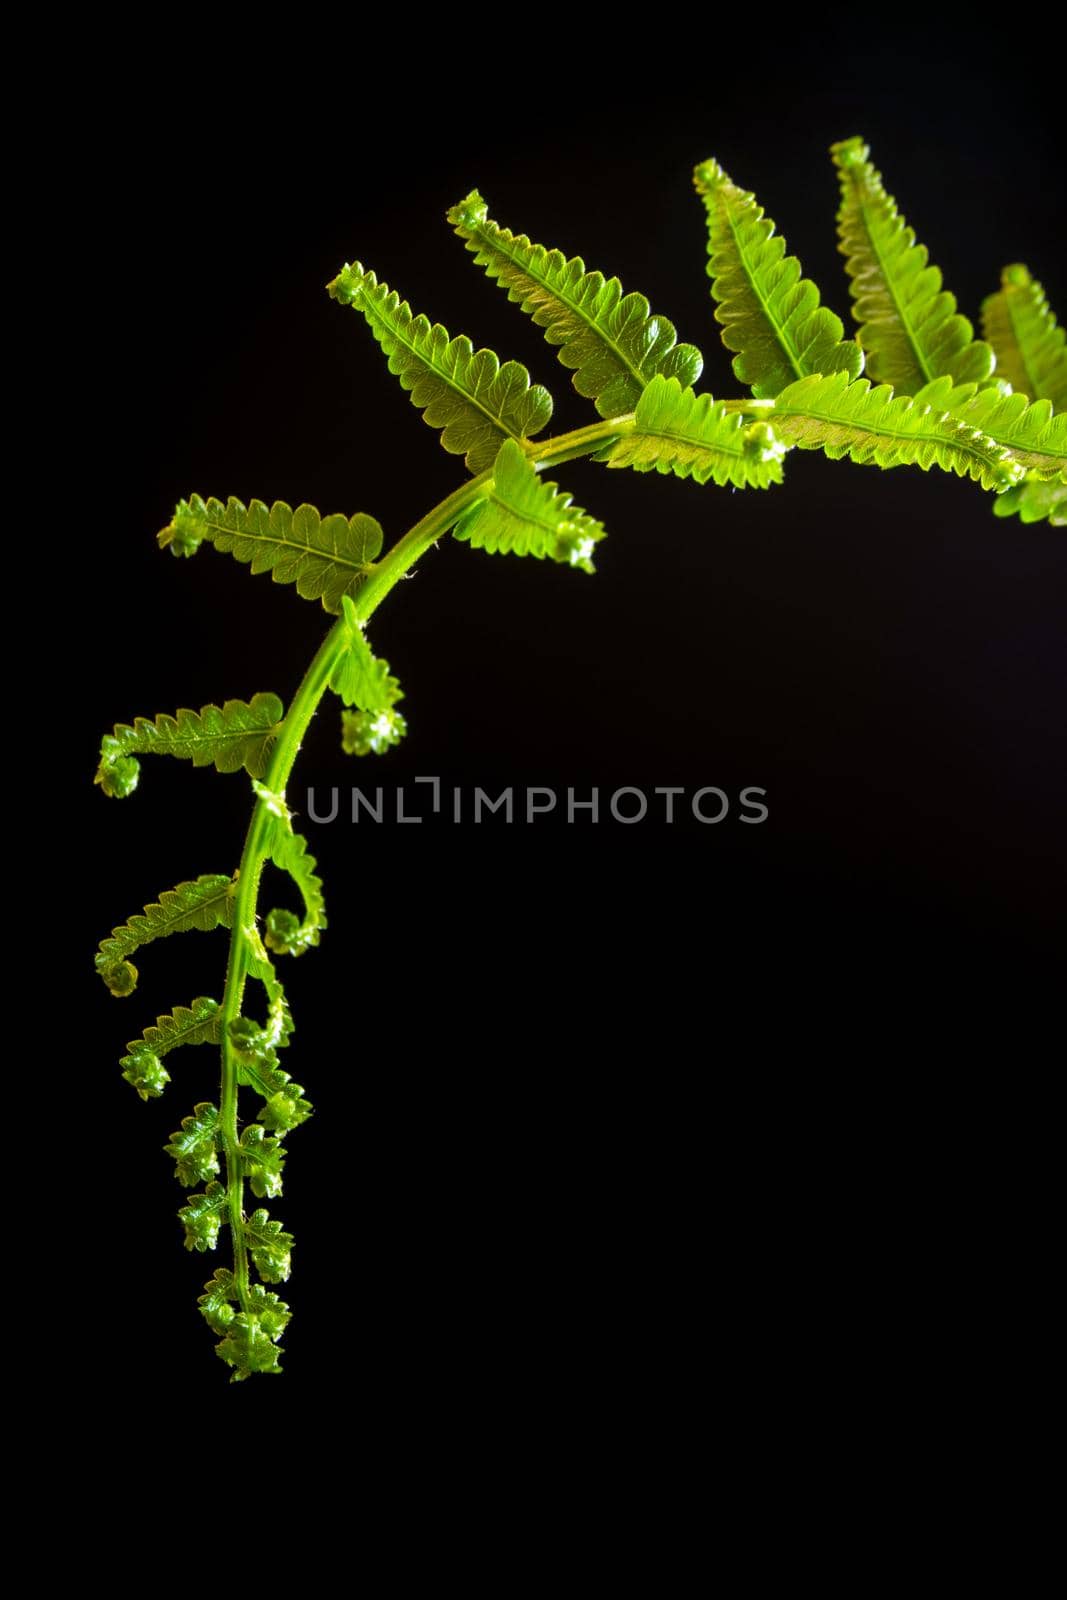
[95,737,140,798]
[692,158,728,195]
[159,499,206,557]
[326,262,366,305]
[830,136,869,166]
[447,189,488,229]
[121,1048,169,1099]
[341,706,408,756]
[101,958,138,997]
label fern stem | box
[722,399,777,415]
[218,625,340,1305]
[531,417,634,466]
[214,411,631,1310]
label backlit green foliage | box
[602,374,786,487]
[768,373,1024,488]
[97,876,236,997]
[694,157,863,398]
[97,135,1062,1381]
[454,439,606,572]
[331,595,408,755]
[97,694,284,793]
[449,189,703,416]
[982,264,1067,410]
[328,260,553,471]
[160,496,384,614]
[831,138,995,392]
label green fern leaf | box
[215,1313,287,1380]
[831,138,995,394]
[265,823,326,954]
[692,158,863,401]
[331,596,402,712]
[159,496,383,614]
[120,1051,169,1099]
[232,943,295,1066]
[914,378,1067,478]
[328,261,553,472]
[164,1103,221,1188]
[199,1270,291,1380]
[768,372,1023,489]
[981,265,1067,409]
[249,940,295,1053]
[240,1125,286,1200]
[244,1208,293,1283]
[199,1269,289,1336]
[992,471,1067,525]
[448,190,703,419]
[179,1182,227,1252]
[602,374,787,487]
[257,1078,314,1134]
[227,935,312,1126]
[331,596,409,756]
[199,1269,241,1334]
[454,438,606,574]
[229,1040,312,1130]
[118,997,220,1100]
[96,694,284,796]
[96,876,236,996]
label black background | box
[66,26,1063,1418]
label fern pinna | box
[95,138,1067,1380]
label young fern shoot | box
[95,139,1067,1380]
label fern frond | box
[692,158,863,400]
[159,496,383,614]
[96,694,284,796]
[215,1311,288,1380]
[256,1075,314,1134]
[199,1270,291,1381]
[328,261,553,472]
[225,935,312,1129]
[447,190,703,419]
[229,1017,295,1092]
[239,1125,286,1200]
[250,937,294,1043]
[231,1043,313,1131]
[164,1103,221,1188]
[992,471,1067,526]
[768,372,1023,489]
[97,876,236,996]
[331,596,402,712]
[264,825,327,955]
[179,1182,227,1252]
[602,374,786,487]
[118,997,220,1101]
[331,595,408,756]
[981,265,1067,409]
[831,138,994,394]
[914,378,1067,478]
[454,438,606,574]
[244,1209,293,1283]
[199,1269,241,1333]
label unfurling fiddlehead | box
[95,137,1067,1379]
